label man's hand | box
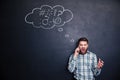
[74,47,80,58]
[97,58,104,69]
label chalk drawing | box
[65,34,75,43]
[25,5,75,43]
[65,34,69,38]
[58,28,63,32]
[25,5,73,29]
[70,39,74,43]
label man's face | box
[78,41,88,54]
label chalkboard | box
[1,0,120,80]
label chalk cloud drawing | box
[25,5,73,29]
[25,5,74,43]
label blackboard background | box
[1,0,120,80]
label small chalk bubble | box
[65,34,69,38]
[58,28,63,32]
[70,39,74,43]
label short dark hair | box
[78,37,88,44]
[76,37,88,47]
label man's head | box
[77,37,88,54]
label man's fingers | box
[98,63,103,66]
[97,63,104,68]
[98,62,104,67]
[98,58,104,63]
[98,58,104,68]
[98,58,101,63]
[75,47,80,53]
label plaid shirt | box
[68,51,101,80]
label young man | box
[68,37,104,80]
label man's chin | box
[80,50,87,54]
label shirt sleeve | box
[92,54,101,76]
[68,54,77,73]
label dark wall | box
[1,0,120,80]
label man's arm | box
[68,54,77,73]
[92,54,102,76]
[68,47,80,73]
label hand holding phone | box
[74,47,80,57]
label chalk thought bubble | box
[25,5,73,29]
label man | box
[68,37,104,80]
